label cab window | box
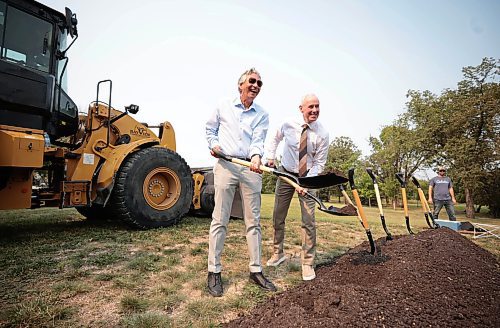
[0,2,53,73]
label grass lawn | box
[0,194,498,327]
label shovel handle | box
[340,187,354,206]
[416,188,428,213]
[373,184,384,216]
[401,187,409,217]
[277,175,301,190]
[352,189,370,230]
[230,157,274,174]
[211,149,274,174]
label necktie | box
[299,124,308,177]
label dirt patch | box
[224,228,500,327]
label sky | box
[41,0,500,168]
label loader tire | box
[109,147,193,229]
[76,204,113,221]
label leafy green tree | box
[262,159,279,194]
[320,136,361,201]
[367,121,426,208]
[355,161,376,206]
[406,57,500,218]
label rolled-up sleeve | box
[265,124,284,160]
[205,107,220,150]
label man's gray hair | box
[300,93,319,106]
[238,67,261,92]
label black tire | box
[76,204,113,221]
[108,147,193,229]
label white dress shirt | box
[206,97,269,158]
[266,117,329,177]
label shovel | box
[366,169,393,240]
[395,173,414,234]
[348,168,376,254]
[411,176,439,229]
[211,149,349,188]
[338,184,378,236]
[212,150,356,216]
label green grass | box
[0,195,498,327]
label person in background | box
[428,166,457,221]
[205,67,276,297]
[265,93,329,281]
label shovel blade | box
[318,204,357,216]
[298,169,348,189]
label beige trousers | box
[208,159,263,273]
[272,170,316,266]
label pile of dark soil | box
[225,228,499,327]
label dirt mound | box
[225,228,500,327]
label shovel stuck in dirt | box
[411,176,439,229]
[395,173,415,234]
[366,169,393,240]
[347,168,376,254]
[212,150,357,217]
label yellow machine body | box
[0,103,176,209]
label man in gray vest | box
[428,166,457,221]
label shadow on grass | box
[0,208,211,246]
[0,217,129,244]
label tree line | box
[262,57,499,218]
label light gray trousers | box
[208,159,263,273]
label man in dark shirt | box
[428,167,457,221]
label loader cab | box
[0,0,78,139]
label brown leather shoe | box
[207,272,223,297]
[249,272,277,292]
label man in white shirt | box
[205,68,276,297]
[265,94,329,281]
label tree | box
[320,136,361,201]
[367,121,427,208]
[406,57,500,218]
[262,159,279,194]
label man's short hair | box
[300,93,319,106]
[238,67,261,92]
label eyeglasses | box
[248,78,263,87]
[439,170,446,172]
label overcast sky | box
[43,0,500,168]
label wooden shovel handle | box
[401,187,409,217]
[416,188,428,213]
[230,158,274,174]
[352,189,370,230]
[373,184,384,216]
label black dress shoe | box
[249,272,277,292]
[207,272,223,297]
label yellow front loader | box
[0,0,220,228]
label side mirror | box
[125,104,139,114]
[65,7,78,37]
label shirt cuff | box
[250,147,263,158]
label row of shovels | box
[212,150,438,255]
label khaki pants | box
[208,159,263,273]
[272,169,316,266]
